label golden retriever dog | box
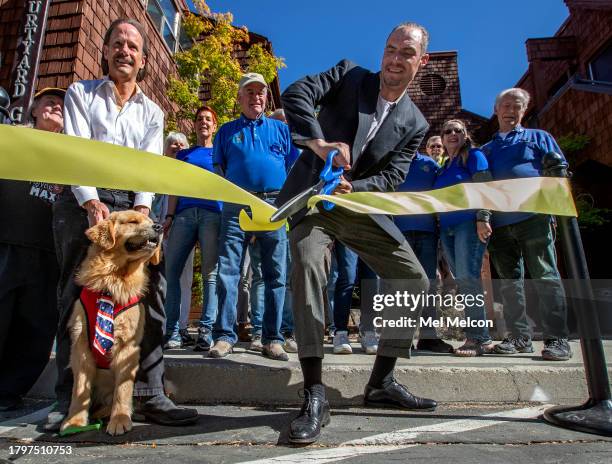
[60,210,162,436]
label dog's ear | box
[149,245,162,266]
[85,218,116,250]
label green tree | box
[167,1,285,314]
[167,0,285,131]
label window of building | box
[147,0,180,52]
[588,40,612,83]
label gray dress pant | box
[290,206,428,359]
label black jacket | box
[277,59,429,243]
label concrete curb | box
[28,343,608,406]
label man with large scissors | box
[276,22,437,444]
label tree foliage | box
[167,0,286,131]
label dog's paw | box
[106,414,133,436]
[60,414,88,432]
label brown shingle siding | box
[484,3,612,168]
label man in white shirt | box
[46,18,197,431]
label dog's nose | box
[153,223,163,233]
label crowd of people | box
[0,17,573,444]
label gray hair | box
[388,22,429,55]
[426,135,442,146]
[164,131,189,154]
[494,88,531,110]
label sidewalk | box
[28,340,612,406]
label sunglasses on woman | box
[443,127,464,135]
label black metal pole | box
[542,152,612,436]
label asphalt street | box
[1,400,611,463]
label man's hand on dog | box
[83,199,110,226]
[133,205,150,217]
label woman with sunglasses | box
[433,119,494,356]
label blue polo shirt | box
[394,153,439,233]
[481,126,564,228]
[175,146,222,214]
[213,114,292,192]
[434,148,489,229]
[287,143,302,170]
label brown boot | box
[262,343,289,361]
[209,340,233,358]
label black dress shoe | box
[133,394,198,426]
[364,379,437,411]
[288,385,331,444]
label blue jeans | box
[440,220,491,342]
[214,202,287,345]
[249,240,265,336]
[326,242,358,333]
[357,258,377,333]
[249,240,293,336]
[164,207,220,341]
[403,230,439,339]
[283,244,294,335]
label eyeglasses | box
[443,127,464,135]
[428,144,443,149]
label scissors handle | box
[320,150,344,211]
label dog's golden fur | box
[60,210,161,436]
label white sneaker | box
[333,330,352,354]
[360,331,379,355]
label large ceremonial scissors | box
[270,150,344,222]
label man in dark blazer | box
[278,23,437,444]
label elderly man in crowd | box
[425,135,445,165]
[211,73,293,361]
[277,22,436,444]
[482,87,572,361]
[46,18,198,431]
[0,88,65,411]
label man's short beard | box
[382,75,404,88]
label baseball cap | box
[238,72,267,90]
[33,87,66,99]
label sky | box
[190,0,569,118]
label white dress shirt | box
[360,91,405,155]
[63,77,164,208]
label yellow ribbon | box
[0,125,577,231]
[309,177,577,217]
[0,125,283,231]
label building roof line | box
[538,74,612,117]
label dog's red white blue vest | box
[80,288,140,369]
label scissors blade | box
[270,180,324,222]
